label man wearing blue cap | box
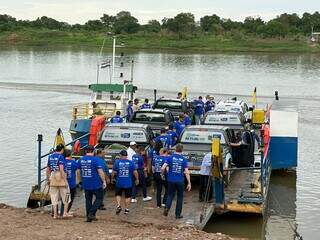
[112,150,139,215]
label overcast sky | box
[0,0,319,24]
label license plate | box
[189,170,200,175]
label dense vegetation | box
[0,11,320,52]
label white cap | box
[130,141,137,146]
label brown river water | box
[0,46,319,239]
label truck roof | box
[106,123,149,129]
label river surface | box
[0,47,319,240]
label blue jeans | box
[84,188,103,218]
[154,173,168,207]
[165,181,184,217]
[132,170,147,199]
[195,114,203,125]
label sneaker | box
[163,208,168,216]
[161,203,166,207]
[143,196,152,201]
[116,206,122,215]
[131,198,137,203]
[124,209,130,214]
[175,215,183,219]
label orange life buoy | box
[73,140,81,154]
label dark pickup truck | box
[96,123,154,169]
[153,98,194,120]
[130,108,174,135]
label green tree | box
[84,20,104,31]
[262,20,289,38]
[164,13,195,38]
[243,17,265,34]
[144,20,161,33]
[100,14,116,30]
[200,14,221,32]
[113,11,140,34]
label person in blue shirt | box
[110,111,123,123]
[174,115,186,137]
[193,96,205,125]
[183,112,192,126]
[199,152,213,202]
[78,145,106,222]
[112,150,139,215]
[161,144,191,219]
[152,148,169,208]
[154,128,170,148]
[205,95,215,112]
[140,99,151,109]
[126,100,134,122]
[95,149,111,210]
[131,146,152,202]
[46,144,69,219]
[60,148,80,217]
[166,125,179,148]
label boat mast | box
[111,36,116,84]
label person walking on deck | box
[152,148,169,208]
[126,100,134,122]
[95,149,111,210]
[46,144,69,219]
[112,150,139,215]
[140,99,151,109]
[131,146,152,203]
[78,145,107,222]
[199,152,213,202]
[110,111,123,123]
[60,149,79,216]
[127,141,137,161]
[162,144,191,219]
[193,96,205,125]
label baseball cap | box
[130,141,137,146]
[120,150,128,156]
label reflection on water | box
[0,47,320,239]
[205,171,297,240]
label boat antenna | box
[111,36,116,84]
[96,36,107,84]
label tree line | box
[1,11,320,39]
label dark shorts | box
[115,187,132,198]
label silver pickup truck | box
[179,125,234,184]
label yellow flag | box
[181,87,187,100]
[252,87,257,107]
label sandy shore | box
[0,203,240,240]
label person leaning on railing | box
[46,144,70,219]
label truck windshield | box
[133,112,165,122]
[156,100,182,109]
[180,129,226,144]
[101,127,148,143]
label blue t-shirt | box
[152,155,167,173]
[64,159,80,189]
[132,154,144,170]
[140,103,151,109]
[113,159,135,188]
[47,152,65,172]
[174,121,186,137]
[155,135,170,148]
[166,130,179,147]
[166,153,188,183]
[78,155,103,190]
[126,105,133,121]
[111,115,123,123]
[194,100,205,116]
[97,157,110,176]
[184,116,192,126]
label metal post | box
[260,150,264,198]
[154,89,157,103]
[96,64,100,84]
[111,36,116,83]
[37,134,43,191]
[130,60,134,82]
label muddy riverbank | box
[0,203,240,240]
